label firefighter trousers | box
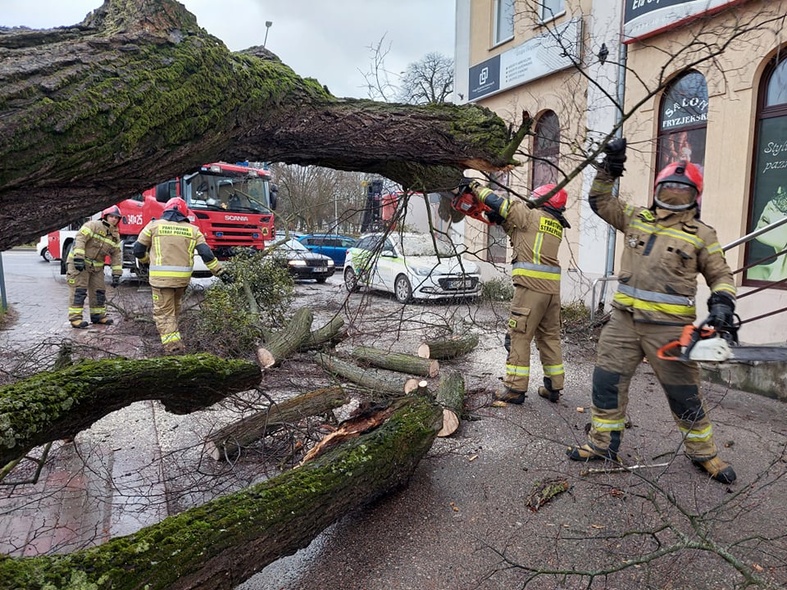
[67,266,108,322]
[503,286,564,393]
[587,308,718,460]
[151,286,186,349]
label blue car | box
[297,234,357,266]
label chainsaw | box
[436,187,494,225]
[656,317,787,363]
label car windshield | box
[282,238,309,252]
[399,235,457,257]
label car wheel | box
[316,277,327,284]
[344,266,359,292]
[394,274,412,303]
[41,247,54,262]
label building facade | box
[457,0,787,344]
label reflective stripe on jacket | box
[589,170,736,325]
[135,219,221,288]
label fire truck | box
[45,162,277,276]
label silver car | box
[344,232,482,303]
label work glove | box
[218,269,234,284]
[73,257,86,272]
[599,137,627,178]
[706,292,736,332]
[457,177,483,195]
[111,275,120,288]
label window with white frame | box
[539,0,565,22]
[493,0,515,45]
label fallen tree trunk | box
[0,354,261,467]
[0,395,442,590]
[206,386,350,461]
[0,0,522,250]
[256,307,314,368]
[434,370,466,437]
[315,353,413,395]
[350,346,439,377]
[417,334,480,360]
[298,315,346,352]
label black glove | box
[600,137,627,178]
[706,292,736,331]
[73,257,85,271]
[111,275,120,288]
[218,269,234,284]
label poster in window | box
[745,115,787,283]
[657,72,708,173]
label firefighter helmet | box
[164,197,189,217]
[653,161,703,211]
[102,205,122,219]
[532,184,568,211]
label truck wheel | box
[60,241,72,275]
[41,247,54,262]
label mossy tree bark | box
[0,354,261,467]
[0,396,442,590]
[0,0,523,250]
[417,333,480,360]
[350,346,440,377]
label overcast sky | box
[3,0,456,99]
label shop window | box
[532,111,560,189]
[745,56,787,286]
[539,0,565,22]
[493,0,515,45]
[656,71,708,177]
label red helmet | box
[164,197,189,217]
[654,161,703,211]
[532,184,568,211]
[102,205,121,219]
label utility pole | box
[263,21,273,48]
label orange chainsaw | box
[657,318,787,363]
[436,186,495,225]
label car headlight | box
[327,259,335,266]
[289,260,307,267]
[412,266,432,276]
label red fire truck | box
[45,162,277,276]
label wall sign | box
[468,18,582,101]
[623,0,747,44]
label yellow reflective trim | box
[505,364,530,376]
[712,284,737,296]
[532,231,544,264]
[679,424,713,441]
[512,268,561,281]
[543,364,564,375]
[628,220,704,249]
[149,270,194,278]
[591,416,626,432]
[613,292,695,316]
[161,332,182,344]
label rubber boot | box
[91,316,114,325]
[538,377,560,403]
[693,456,736,484]
[567,443,618,462]
[493,383,526,405]
[70,320,89,329]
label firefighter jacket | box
[589,170,736,325]
[135,219,222,288]
[71,219,122,276]
[500,198,564,295]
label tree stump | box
[350,346,439,377]
[206,386,350,461]
[417,334,480,360]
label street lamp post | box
[263,21,273,48]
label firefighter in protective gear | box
[465,180,570,404]
[67,206,123,328]
[132,197,233,354]
[567,138,738,485]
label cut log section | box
[0,396,443,590]
[434,370,466,437]
[206,386,350,461]
[350,346,439,377]
[315,353,413,395]
[298,315,346,352]
[0,354,261,467]
[417,334,480,360]
[256,307,314,368]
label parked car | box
[267,237,335,282]
[344,232,482,303]
[297,233,357,266]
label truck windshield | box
[184,172,272,213]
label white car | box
[36,235,54,262]
[344,232,482,303]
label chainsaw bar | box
[725,345,787,363]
